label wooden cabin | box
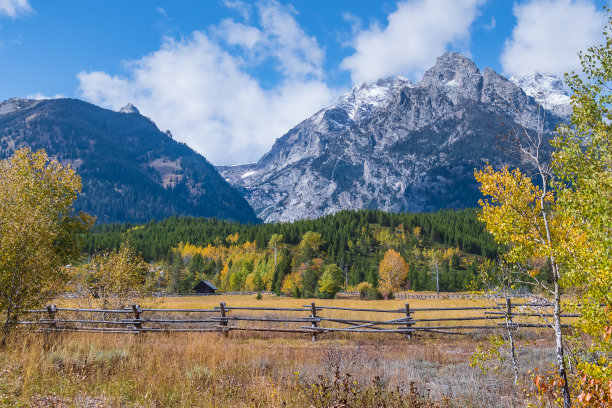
[193,280,218,294]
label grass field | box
[57,292,492,309]
[0,295,559,407]
[58,293,508,324]
[55,292,561,331]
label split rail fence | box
[16,300,578,340]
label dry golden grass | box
[0,294,566,407]
[156,293,490,310]
[0,328,552,407]
[156,294,496,331]
[51,293,572,334]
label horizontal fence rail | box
[15,299,579,339]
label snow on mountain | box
[225,75,414,178]
[510,73,572,117]
[119,103,140,114]
[219,52,569,223]
[334,76,412,122]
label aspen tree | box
[0,148,93,345]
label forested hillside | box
[84,209,499,295]
[0,98,259,224]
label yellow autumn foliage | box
[378,249,409,298]
[0,148,93,343]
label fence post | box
[219,302,228,338]
[131,304,142,334]
[310,302,318,342]
[506,298,513,327]
[404,303,413,339]
[46,305,57,332]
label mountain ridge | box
[0,97,259,224]
[219,52,569,223]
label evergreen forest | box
[83,208,500,297]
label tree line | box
[82,208,498,297]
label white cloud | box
[77,1,337,165]
[0,0,31,18]
[342,12,363,36]
[341,0,485,84]
[222,0,252,21]
[255,1,324,81]
[215,1,324,81]
[156,7,169,20]
[501,0,606,76]
[26,92,65,100]
[217,19,262,50]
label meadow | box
[0,294,559,407]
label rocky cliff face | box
[219,52,568,223]
[510,72,572,117]
[0,98,259,224]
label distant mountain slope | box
[0,98,259,224]
[510,73,572,117]
[219,52,569,223]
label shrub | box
[317,264,343,299]
[366,287,384,300]
[294,366,448,407]
[356,282,372,299]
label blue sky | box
[0,0,607,165]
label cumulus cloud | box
[341,0,485,84]
[255,2,324,80]
[0,0,31,18]
[501,0,606,76]
[78,1,336,165]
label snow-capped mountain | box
[220,76,412,187]
[219,52,568,223]
[510,73,572,117]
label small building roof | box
[194,280,217,291]
[202,280,217,290]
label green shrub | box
[366,287,383,300]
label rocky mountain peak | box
[119,103,140,114]
[254,75,412,170]
[420,52,483,103]
[218,52,569,223]
[422,52,480,82]
[482,68,529,105]
[510,73,572,117]
[335,76,412,122]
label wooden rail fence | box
[16,299,578,339]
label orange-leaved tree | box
[378,249,408,299]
